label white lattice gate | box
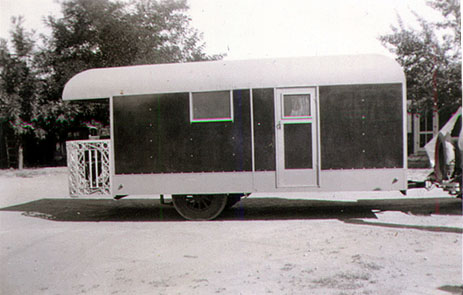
[66,139,111,196]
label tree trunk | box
[18,143,24,170]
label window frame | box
[189,90,234,123]
[281,93,312,120]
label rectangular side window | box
[190,90,233,122]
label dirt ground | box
[0,167,462,295]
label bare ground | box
[0,167,461,294]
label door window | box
[283,94,311,119]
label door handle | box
[276,122,281,129]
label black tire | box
[225,194,243,209]
[172,194,227,220]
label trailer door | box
[275,88,318,187]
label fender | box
[434,132,456,182]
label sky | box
[0,0,444,60]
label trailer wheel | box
[172,194,227,220]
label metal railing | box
[66,139,111,196]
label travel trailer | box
[63,55,409,220]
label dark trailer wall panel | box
[252,88,276,171]
[284,123,313,169]
[319,84,403,170]
[113,91,252,174]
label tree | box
[379,0,461,118]
[36,0,222,102]
[34,0,222,143]
[1,0,222,168]
[428,0,461,46]
[0,17,43,169]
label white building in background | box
[409,108,439,155]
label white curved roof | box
[62,54,405,100]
